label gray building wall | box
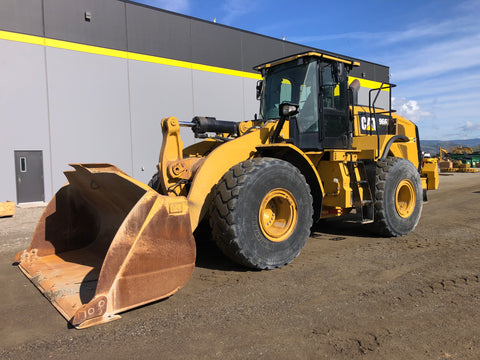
[0,38,51,204]
[0,0,390,204]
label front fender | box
[256,144,324,223]
[187,123,275,230]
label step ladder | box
[348,160,374,223]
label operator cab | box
[255,52,359,150]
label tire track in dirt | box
[306,326,393,357]
[393,274,480,304]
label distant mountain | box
[420,139,480,155]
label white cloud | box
[138,0,190,13]
[461,120,480,132]
[394,71,480,100]
[285,1,480,141]
[220,0,257,25]
[392,97,432,123]
[377,2,480,140]
[289,8,479,52]
[389,35,480,82]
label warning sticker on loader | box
[358,112,391,135]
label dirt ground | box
[1,172,479,360]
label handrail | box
[368,83,397,160]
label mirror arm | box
[271,102,299,143]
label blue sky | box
[135,0,480,141]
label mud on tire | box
[371,157,423,236]
[209,157,313,269]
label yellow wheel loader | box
[14,52,438,328]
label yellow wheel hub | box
[259,188,298,242]
[395,179,416,218]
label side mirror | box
[348,79,360,106]
[256,80,263,100]
[279,102,299,117]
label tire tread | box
[371,157,422,236]
[209,158,313,269]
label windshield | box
[260,60,318,133]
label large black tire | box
[372,157,423,236]
[147,172,160,191]
[209,157,313,269]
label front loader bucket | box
[14,164,196,329]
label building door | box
[14,150,45,203]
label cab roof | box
[254,51,360,72]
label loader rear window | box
[321,64,347,111]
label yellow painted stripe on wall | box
[0,30,262,80]
[128,52,261,79]
[45,37,128,59]
[0,30,45,46]
[0,31,387,86]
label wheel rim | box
[259,188,298,242]
[395,179,416,218]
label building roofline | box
[122,0,387,70]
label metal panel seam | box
[124,3,135,177]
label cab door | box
[320,62,351,149]
[290,61,351,150]
[289,60,322,150]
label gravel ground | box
[1,172,479,360]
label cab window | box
[260,60,319,134]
